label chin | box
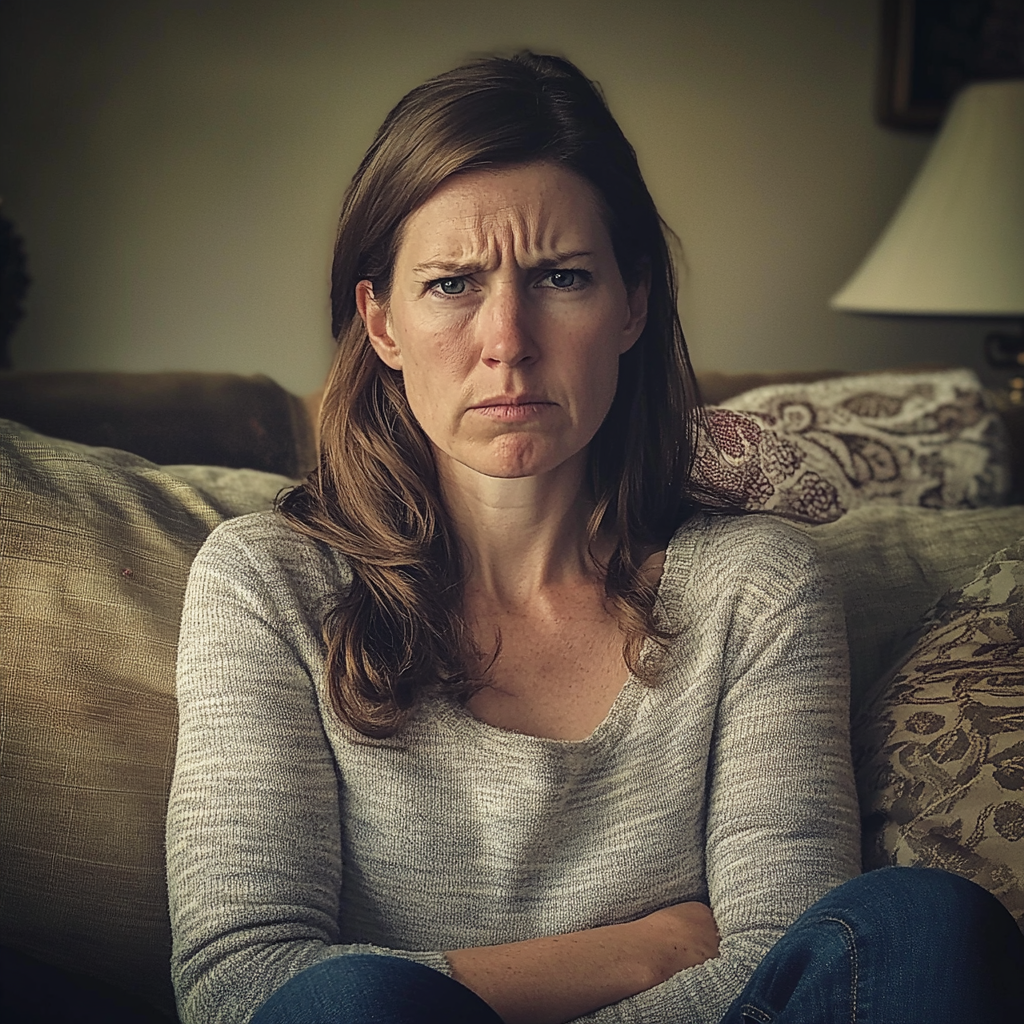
[439,439,559,480]
[479,435,568,478]
[480,463,546,480]
[481,452,585,482]
[439,431,588,482]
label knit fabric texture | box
[166,510,859,1024]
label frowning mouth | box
[469,396,556,421]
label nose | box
[478,283,538,369]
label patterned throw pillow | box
[694,369,1010,523]
[852,535,1024,929]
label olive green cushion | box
[0,420,291,1017]
[853,534,1024,929]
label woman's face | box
[358,162,647,480]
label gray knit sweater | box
[166,510,859,1024]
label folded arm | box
[448,521,859,1024]
[168,516,858,1024]
[167,522,450,1024]
[447,900,720,1024]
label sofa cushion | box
[852,534,1024,930]
[0,370,317,477]
[797,504,1024,714]
[697,369,1010,522]
[3,406,1023,1010]
[0,420,292,1017]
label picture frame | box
[877,0,1024,130]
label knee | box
[826,867,1016,946]
[252,956,430,1024]
[853,867,995,915]
[768,869,1024,1022]
[251,955,502,1024]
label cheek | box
[585,356,620,432]
[394,323,474,436]
[563,313,624,416]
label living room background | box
[0,0,999,395]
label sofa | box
[2,366,1023,1021]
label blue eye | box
[438,278,465,294]
[548,270,576,288]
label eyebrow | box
[411,250,594,276]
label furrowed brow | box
[529,250,593,269]
[412,259,488,277]
[412,251,593,277]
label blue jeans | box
[251,867,1024,1023]
[721,866,1024,1022]
[250,954,503,1023]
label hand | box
[630,901,721,986]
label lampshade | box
[830,78,1024,316]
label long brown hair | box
[279,52,703,738]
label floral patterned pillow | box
[852,534,1024,929]
[694,369,1010,523]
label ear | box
[356,279,403,370]
[619,273,649,355]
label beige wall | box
[0,0,998,395]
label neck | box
[436,448,603,606]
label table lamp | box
[830,78,1024,399]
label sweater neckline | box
[430,516,703,754]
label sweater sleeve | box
[166,518,451,1024]
[578,518,861,1024]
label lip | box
[469,395,556,421]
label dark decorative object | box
[985,327,1024,408]
[985,327,1024,370]
[0,203,30,369]
[878,0,1024,129]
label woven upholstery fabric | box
[853,535,1024,930]
[0,421,290,1017]
[795,505,1024,714]
[697,369,1010,522]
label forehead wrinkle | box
[453,203,588,271]
[411,211,498,275]
[404,175,601,276]
[483,200,567,268]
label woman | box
[166,53,1024,1024]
